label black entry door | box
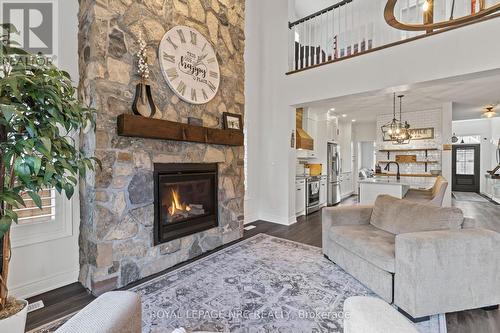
[452,145,480,192]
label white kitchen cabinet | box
[338,120,352,173]
[340,172,354,199]
[484,175,500,204]
[295,179,306,216]
[307,116,317,142]
[319,178,327,206]
[327,118,339,142]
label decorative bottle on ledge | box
[132,83,156,118]
[132,34,157,118]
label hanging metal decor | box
[384,0,500,32]
[381,93,412,145]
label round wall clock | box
[159,26,220,105]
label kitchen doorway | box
[357,141,376,172]
[452,144,480,193]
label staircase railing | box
[288,0,500,73]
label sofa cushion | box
[370,195,463,235]
[330,224,396,273]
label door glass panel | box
[456,148,475,175]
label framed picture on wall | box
[222,112,243,131]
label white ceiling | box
[307,70,500,123]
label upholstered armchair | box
[322,195,500,321]
[404,176,448,206]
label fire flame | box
[168,189,191,215]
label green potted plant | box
[0,24,99,332]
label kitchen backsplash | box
[376,108,443,175]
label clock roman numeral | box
[176,81,186,96]
[207,57,216,64]
[166,36,178,50]
[191,88,197,102]
[209,71,218,79]
[190,31,197,45]
[177,29,186,43]
[207,81,216,92]
[202,89,209,100]
[166,68,178,80]
[163,52,175,63]
[202,43,207,52]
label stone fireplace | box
[154,163,219,244]
[77,0,245,294]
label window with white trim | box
[13,188,56,225]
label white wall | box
[441,103,453,206]
[8,0,81,299]
[492,118,500,168]
[246,0,296,225]
[244,0,262,224]
[359,142,375,169]
[351,122,376,192]
[353,122,377,143]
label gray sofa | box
[323,195,500,320]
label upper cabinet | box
[326,117,339,142]
[337,119,352,173]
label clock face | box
[159,26,220,105]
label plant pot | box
[132,83,157,118]
[0,299,28,333]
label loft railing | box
[288,0,500,73]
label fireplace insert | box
[154,163,218,244]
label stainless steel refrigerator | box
[327,142,341,206]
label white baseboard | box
[10,268,79,299]
[244,212,259,225]
[259,212,293,226]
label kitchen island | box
[359,178,412,204]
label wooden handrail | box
[288,0,353,29]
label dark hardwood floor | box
[26,195,499,332]
[26,283,95,331]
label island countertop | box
[360,175,434,189]
[358,178,412,186]
[358,177,412,204]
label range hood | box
[296,108,314,150]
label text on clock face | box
[163,51,218,87]
[159,26,220,104]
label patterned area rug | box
[29,234,443,332]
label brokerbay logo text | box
[1,0,57,55]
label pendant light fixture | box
[381,93,412,145]
[394,95,411,145]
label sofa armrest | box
[322,205,373,252]
[395,229,500,318]
[56,291,142,333]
